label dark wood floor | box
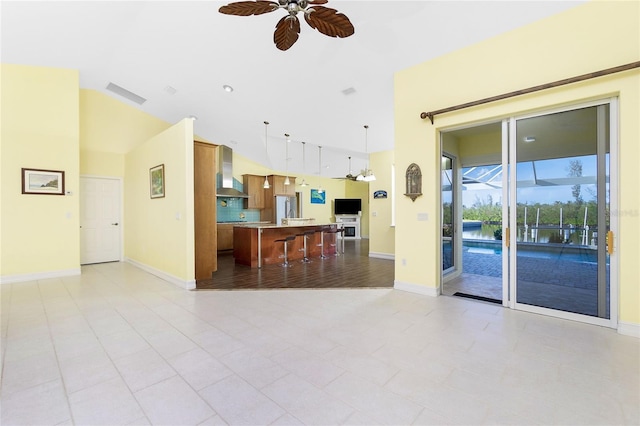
[196,239,395,290]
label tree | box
[567,159,583,204]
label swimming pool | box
[463,239,602,263]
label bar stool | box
[297,230,315,262]
[336,226,345,255]
[324,227,339,256]
[317,226,330,259]
[274,235,296,267]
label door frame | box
[80,175,124,264]
[506,98,619,329]
[438,98,619,329]
[441,151,458,277]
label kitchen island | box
[233,223,342,268]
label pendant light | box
[317,145,324,194]
[298,142,308,187]
[263,121,270,189]
[284,133,290,185]
[356,124,376,182]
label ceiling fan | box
[333,156,357,181]
[218,0,355,51]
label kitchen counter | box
[233,223,342,268]
[217,221,272,224]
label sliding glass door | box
[442,154,455,273]
[509,102,614,323]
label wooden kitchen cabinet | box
[271,175,296,196]
[217,223,234,251]
[194,141,217,280]
[243,174,266,209]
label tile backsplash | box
[216,174,261,222]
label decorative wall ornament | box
[404,163,422,202]
[310,189,326,204]
[150,164,165,199]
[22,168,65,195]
[373,190,387,199]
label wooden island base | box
[233,224,340,268]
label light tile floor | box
[1,262,639,425]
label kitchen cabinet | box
[271,175,296,196]
[194,141,217,280]
[243,174,266,209]
[217,223,234,251]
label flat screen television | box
[334,198,361,215]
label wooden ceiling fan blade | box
[274,15,300,51]
[308,0,329,4]
[219,1,279,16]
[304,6,354,38]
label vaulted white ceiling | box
[1,0,583,178]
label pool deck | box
[444,241,609,317]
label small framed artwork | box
[22,168,65,195]
[150,164,165,199]
[374,190,388,199]
[310,189,326,204]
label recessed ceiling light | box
[341,87,356,95]
[164,86,177,95]
[223,85,234,93]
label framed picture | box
[150,164,165,198]
[21,168,65,195]
[310,189,325,204]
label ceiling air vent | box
[106,82,147,105]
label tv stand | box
[335,214,360,240]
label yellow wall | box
[80,89,170,155]
[124,119,195,285]
[80,150,125,177]
[395,1,639,324]
[368,150,395,256]
[79,89,171,177]
[1,64,80,279]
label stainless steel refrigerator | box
[275,196,297,225]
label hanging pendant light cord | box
[263,121,270,189]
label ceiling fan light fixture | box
[219,0,355,51]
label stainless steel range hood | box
[217,145,249,198]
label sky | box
[460,154,601,207]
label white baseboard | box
[1,268,81,285]
[618,321,640,338]
[394,280,439,297]
[369,252,394,261]
[124,258,196,290]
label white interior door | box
[80,177,122,264]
